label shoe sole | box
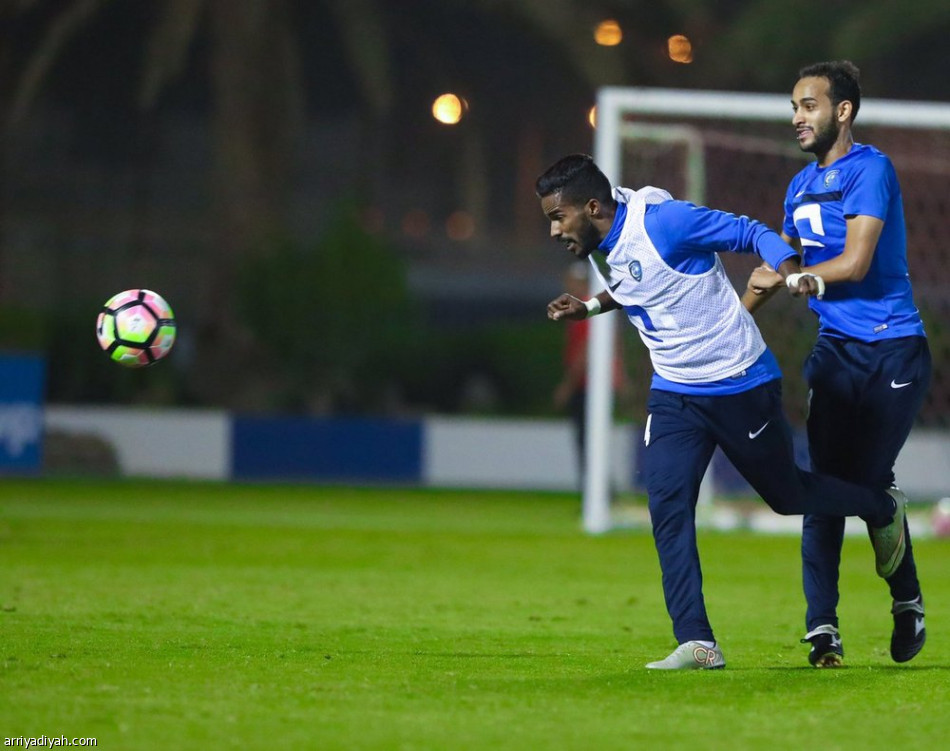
[891,642,924,663]
[891,633,925,663]
[812,653,843,668]
[874,489,907,578]
[645,642,726,669]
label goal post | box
[585,86,950,534]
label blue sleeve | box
[783,178,800,238]
[648,201,798,271]
[842,154,893,221]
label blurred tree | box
[696,0,950,95]
[1,0,616,406]
[4,0,306,401]
[323,0,393,202]
[3,0,950,413]
[197,0,305,401]
[0,1,12,304]
[235,203,415,413]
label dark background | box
[2,0,949,423]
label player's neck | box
[593,203,617,237]
[816,133,854,168]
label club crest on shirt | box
[628,260,643,281]
[823,169,840,189]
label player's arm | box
[741,232,800,314]
[743,223,828,300]
[547,290,620,322]
[664,202,821,300]
[801,214,883,283]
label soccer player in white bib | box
[537,153,907,670]
[743,61,930,667]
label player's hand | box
[547,293,587,322]
[747,263,783,296]
[785,272,826,299]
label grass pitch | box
[1,479,948,750]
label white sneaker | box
[645,641,725,670]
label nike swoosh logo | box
[608,278,623,292]
[891,380,913,389]
[748,421,770,439]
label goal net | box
[585,86,950,534]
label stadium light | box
[446,211,475,241]
[432,93,467,125]
[594,20,622,46]
[668,35,693,63]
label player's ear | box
[585,198,601,218]
[836,99,853,125]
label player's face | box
[791,76,841,157]
[540,192,602,259]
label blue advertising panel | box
[0,354,45,473]
[231,416,423,482]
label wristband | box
[786,272,826,299]
[584,297,602,318]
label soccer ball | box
[932,497,950,538]
[96,289,176,367]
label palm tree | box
[6,0,946,405]
[694,0,950,92]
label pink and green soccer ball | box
[96,289,176,367]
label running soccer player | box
[743,61,930,667]
[536,153,908,670]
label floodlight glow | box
[446,211,475,241]
[432,93,465,124]
[668,35,693,63]
[594,20,622,46]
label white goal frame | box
[585,86,950,534]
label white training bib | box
[592,186,766,384]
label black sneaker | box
[801,625,844,668]
[891,596,925,663]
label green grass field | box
[2,479,948,750]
